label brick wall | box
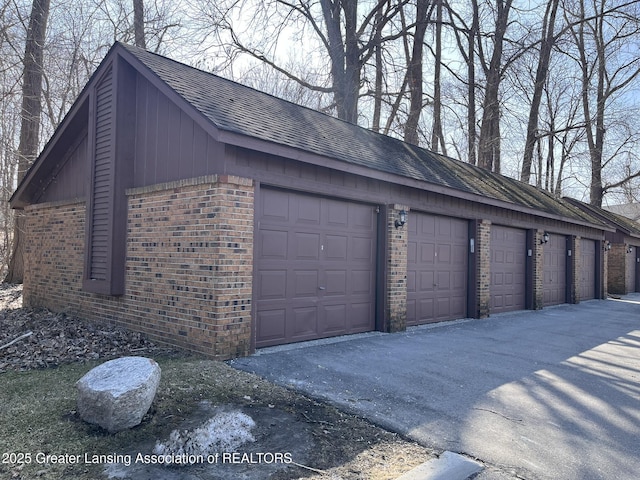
[476,220,491,318]
[24,200,86,312]
[24,175,254,359]
[386,204,409,332]
[607,244,627,294]
[569,236,579,304]
[533,230,544,309]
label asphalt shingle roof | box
[117,43,603,226]
[565,198,640,237]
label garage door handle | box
[319,286,326,290]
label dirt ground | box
[0,284,435,480]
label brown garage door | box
[544,233,567,306]
[491,226,526,314]
[579,239,596,301]
[407,213,468,325]
[256,188,377,348]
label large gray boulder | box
[76,356,161,433]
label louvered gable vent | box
[89,67,113,281]
[83,58,135,296]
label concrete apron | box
[230,294,640,480]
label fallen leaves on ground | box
[0,284,176,373]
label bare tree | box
[133,0,145,48]
[520,0,561,184]
[5,0,50,283]
[429,0,446,153]
[567,0,640,206]
[404,0,431,145]
[476,0,513,173]
[194,0,407,124]
[447,0,480,165]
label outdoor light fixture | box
[395,210,407,229]
[627,244,633,254]
[540,232,550,244]
[604,240,612,251]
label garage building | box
[11,43,611,358]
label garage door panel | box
[296,197,321,225]
[451,295,466,316]
[418,299,435,320]
[438,244,452,263]
[293,270,318,297]
[261,229,288,258]
[408,242,417,264]
[327,200,348,226]
[351,205,376,229]
[292,307,318,337]
[295,232,320,260]
[437,270,451,289]
[452,271,466,290]
[322,304,346,332]
[262,190,290,221]
[257,189,377,348]
[257,309,286,342]
[408,213,468,326]
[349,302,375,330]
[419,271,436,292]
[351,270,373,294]
[421,243,436,263]
[258,270,287,299]
[407,270,417,292]
[325,234,348,260]
[491,226,526,314]
[352,237,374,261]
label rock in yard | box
[76,356,161,433]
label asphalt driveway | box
[230,295,640,480]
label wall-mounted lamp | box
[604,240,612,251]
[540,232,550,244]
[395,209,407,229]
[627,244,633,254]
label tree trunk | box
[430,0,446,154]
[372,6,383,133]
[467,0,479,165]
[477,0,512,172]
[320,0,360,124]
[520,0,560,184]
[5,0,50,284]
[404,0,430,145]
[133,0,146,49]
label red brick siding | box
[386,205,409,332]
[533,230,544,309]
[23,175,254,359]
[476,220,491,318]
[607,244,627,294]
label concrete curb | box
[396,451,483,480]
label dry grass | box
[0,285,434,479]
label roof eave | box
[564,197,640,237]
[219,130,613,232]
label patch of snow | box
[154,411,256,464]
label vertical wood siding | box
[134,74,222,186]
